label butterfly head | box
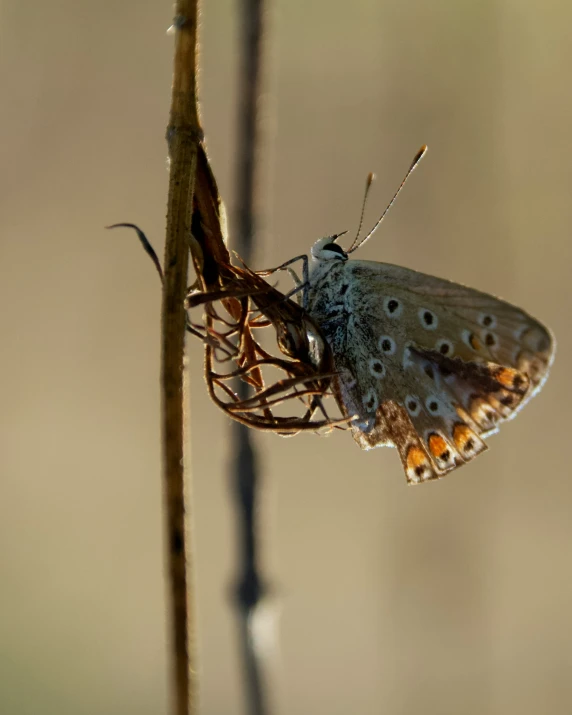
[310,234,349,265]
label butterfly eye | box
[418,308,438,330]
[378,335,396,355]
[322,243,347,257]
[383,296,403,318]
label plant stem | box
[162,4,201,715]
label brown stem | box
[162,4,201,715]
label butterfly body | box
[303,237,555,484]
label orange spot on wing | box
[405,445,435,483]
[428,433,448,459]
[453,424,473,450]
[470,334,481,350]
[406,446,427,470]
[495,367,518,388]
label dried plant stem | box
[162,3,200,715]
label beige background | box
[1,1,571,714]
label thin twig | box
[162,4,201,715]
[231,1,270,714]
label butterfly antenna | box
[346,172,376,253]
[346,145,428,254]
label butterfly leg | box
[258,254,309,306]
[259,253,308,278]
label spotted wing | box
[312,260,554,484]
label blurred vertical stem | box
[231,1,269,715]
[162,3,200,715]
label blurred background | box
[1,1,571,714]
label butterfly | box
[290,146,555,484]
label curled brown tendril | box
[186,261,349,435]
[108,220,349,435]
[189,145,347,434]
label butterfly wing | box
[307,260,555,484]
